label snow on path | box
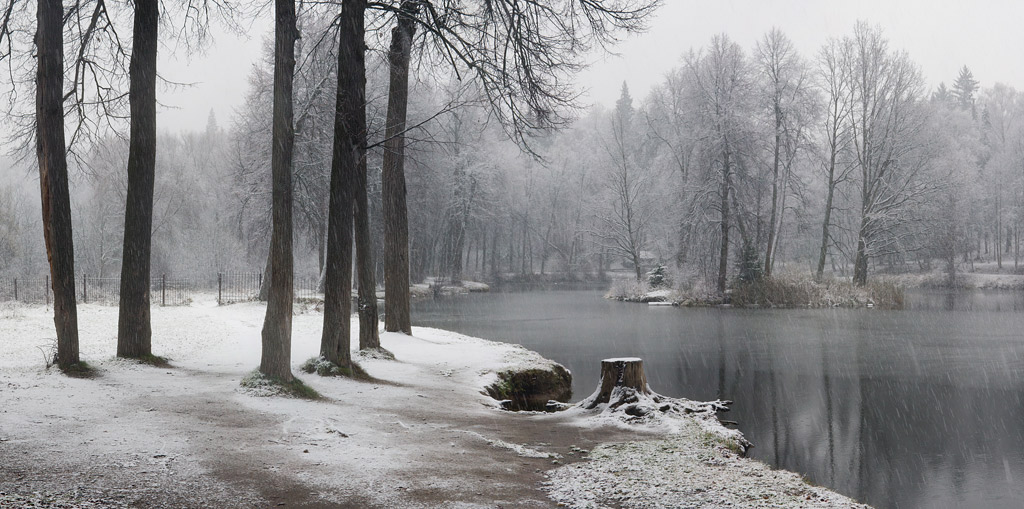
[0,297,584,507]
[0,296,869,508]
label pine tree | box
[615,81,633,131]
[933,82,952,104]
[952,65,979,114]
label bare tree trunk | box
[321,0,366,368]
[480,229,487,277]
[37,0,80,371]
[996,194,1003,270]
[632,251,642,282]
[355,156,379,350]
[259,0,297,382]
[772,156,793,273]
[853,214,869,286]
[764,108,781,278]
[348,0,376,350]
[490,231,498,280]
[816,161,836,281]
[258,251,272,301]
[117,0,158,359]
[717,141,732,294]
[381,1,417,334]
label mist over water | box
[412,289,1024,509]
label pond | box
[411,289,1024,509]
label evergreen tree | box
[933,82,952,105]
[952,65,979,114]
[615,81,634,131]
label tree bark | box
[764,105,781,278]
[585,358,649,409]
[259,0,297,382]
[355,157,379,349]
[36,0,80,371]
[117,0,159,359]
[717,140,732,294]
[853,214,869,286]
[258,250,272,301]
[382,1,418,335]
[816,157,837,281]
[321,0,366,368]
[350,0,378,351]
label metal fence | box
[216,272,323,304]
[294,275,322,301]
[84,275,195,306]
[0,277,51,304]
[0,271,324,306]
[217,272,261,305]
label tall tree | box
[321,0,366,371]
[381,0,419,335]
[352,0,379,350]
[36,0,80,371]
[756,28,810,278]
[598,82,650,282]
[685,35,751,293]
[354,131,379,349]
[979,84,1020,272]
[952,65,979,114]
[815,37,853,280]
[260,0,298,381]
[374,0,659,330]
[848,22,928,285]
[117,0,159,358]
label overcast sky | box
[159,0,1024,133]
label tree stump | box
[585,357,650,409]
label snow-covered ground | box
[1,295,867,508]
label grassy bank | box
[731,276,904,309]
[607,274,905,309]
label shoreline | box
[1,296,867,508]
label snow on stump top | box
[584,358,650,409]
[577,357,749,454]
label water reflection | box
[412,290,1024,508]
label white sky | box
[158,0,1024,133]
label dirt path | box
[1,301,642,508]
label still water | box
[411,289,1024,509]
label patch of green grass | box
[698,430,745,456]
[61,360,98,378]
[239,370,321,400]
[133,354,172,368]
[300,356,370,379]
[357,347,395,361]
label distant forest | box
[0,20,1016,296]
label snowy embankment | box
[1,296,866,508]
[878,270,1024,290]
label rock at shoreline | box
[484,364,573,411]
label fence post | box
[218,273,222,305]
[45,275,49,306]
[162,274,166,307]
[13,278,17,301]
[258,272,262,294]
[83,274,87,304]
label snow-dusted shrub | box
[605,278,649,301]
